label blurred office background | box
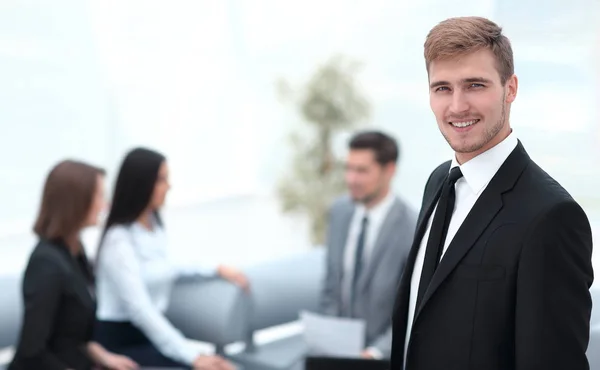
[0,0,599,296]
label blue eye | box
[435,86,449,92]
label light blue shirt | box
[95,220,217,365]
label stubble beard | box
[444,95,507,154]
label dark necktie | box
[350,215,369,316]
[415,166,463,310]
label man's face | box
[344,149,394,204]
[428,48,518,163]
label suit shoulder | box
[429,160,452,184]
[328,194,353,214]
[522,161,578,206]
[391,196,419,238]
[30,240,72,266]
[30,240,60,259]
[25,241,71,280]
[518,161,590,227]
[394,196,418,220]
[420,160,452,200]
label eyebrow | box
[429,77,493,89]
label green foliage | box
[276,54,371,245]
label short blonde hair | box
[424,16,514,85]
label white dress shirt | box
[403,132,518,367]
[95,221,217,366]
[342,190,396,358]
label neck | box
[455,124,511,165]
[363,186,390,209]
[64,234,80,255]
[137,211,154,231]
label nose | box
[449,90,469,114]
[345,168,359,185]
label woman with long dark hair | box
[94,148,245,370]
[9,160,138,370]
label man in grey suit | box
[320,130,417,360]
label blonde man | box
[391,16,593,370]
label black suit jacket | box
[9,239,96,370]
[391,141,594,370]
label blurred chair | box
[0,273,22,369]
[166,249,325,370]
[230,249,324,370]
[166,277,249,351]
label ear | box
[383,162,397,179]
[505,74,518,104]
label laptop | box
[304,356,390,370]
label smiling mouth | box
[449,119,480,128]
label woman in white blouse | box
[94,147,247,370]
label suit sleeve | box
[515,200,594,370]
[368,325,393,359]
[16,254,69,370]
[319,204,339,316]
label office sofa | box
[0,249,324,370]
[0,273,21,370]
[167,249,325,370]
[5,247,599,370]
[165,251,600,370]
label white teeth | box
[451,119,478,128]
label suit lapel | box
[334,202,355,315]
[391,165,448,360]
[53,242,96,309]
[336,203,355,268]
[394,168,448,312]
[357,199,402,294]
[414,142,530,319]
[69,260,96,309]
[404,173,448,282]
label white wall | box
[0,193,312,278]
[0,0,598,254]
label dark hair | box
[102,147,166,236]
[34,160,105,249]
[349,130,399,165]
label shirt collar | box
[450,130,518,195]
[356,189,396,221]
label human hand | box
[360,350,375,359]
[100,352,139,370]
[217,265,250,291]
[193,354,235,370]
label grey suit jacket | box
[319,194,417,359]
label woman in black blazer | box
[9,160,138,370]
